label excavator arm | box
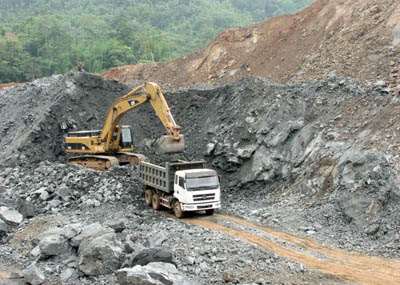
[100,82,184,153]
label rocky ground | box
[1,72,400,284]
[0,162,341,285]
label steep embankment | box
[103,0,400,88]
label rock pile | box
[0,161,140,214]
[0,73,129,166]
[21,219,196,285]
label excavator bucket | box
[156,135,185,154]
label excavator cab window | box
[120,126,133,148]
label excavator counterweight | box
[64,82,184,170]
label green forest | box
[0,0,312,83]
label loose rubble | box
[1,73,400,284]
[23,263,46,285]
[117,262,193,285]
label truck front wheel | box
[152,193,161,210]
[173,201,184,219]
[144,189,153,207]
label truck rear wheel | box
[173,201,184,219]
[152,193,161,210]
[205,209,215,216]
[144,189,153,207]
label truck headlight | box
[184,205,195,210]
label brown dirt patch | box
[103,0,400,88]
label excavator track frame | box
[68,152,146,171]
[115,152,147,165]
[68,155,120,171]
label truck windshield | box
[186,176,219,191]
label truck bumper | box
[181,201,221,212]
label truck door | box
[174,175,185,199]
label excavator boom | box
[64,82,184,169]
[100,82,184,153]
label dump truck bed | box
[139,160,207,193]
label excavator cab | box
[119,125,134,150]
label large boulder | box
[78,232,123,276]
[126,248,175,267]
[17,198,37,218]
[38,223,83,242]
[106,218,127,233]
[333,149,398,231]
[23,263,46,285]
[239,146,281,184]
[38,234,70,259]
[0,206,23,226]
[71,222,114,248]
[117,262,194,285]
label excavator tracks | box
[180,213,400,285]
[68,153,146,171]
[68,155,120,171]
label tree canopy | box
[0,0,312,83]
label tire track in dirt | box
[183,214,400,285]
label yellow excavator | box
[64,82,185,170]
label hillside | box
[0,0,311,84]
[104,0,400,88]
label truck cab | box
[174,169,221,214]
[140,160,221,218]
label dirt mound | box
[0,83,18,90]
[103,0,400,88]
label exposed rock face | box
[78,232,123,276]
[117,262,194,285]
[333,149,396,230]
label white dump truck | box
[139,160,221,218]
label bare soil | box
[103,0,400,88]
[186,214,400,285]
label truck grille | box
[197,205,212,209]
[193,194,215,202]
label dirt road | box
[184,214,400,285]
